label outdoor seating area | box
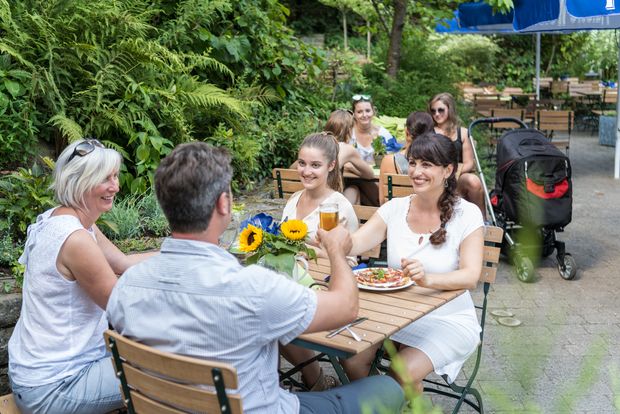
[3,1,620,414]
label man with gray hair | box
[106,142,404,413]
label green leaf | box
[272,65,281,76]
[136,144,150,161]
[0,91,9,112]
[3,79,20,97]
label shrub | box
[0,157,55,242]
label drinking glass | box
[319,203,339,231]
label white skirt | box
[389,292,481,383]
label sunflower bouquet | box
[237,213,317,278]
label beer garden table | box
[286,262,465,385]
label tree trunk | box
[386,0,407,78]
[366,20,371,60]
[342,9,348,50]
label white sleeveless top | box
[8,208,108,387]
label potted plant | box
[372,136,387,166]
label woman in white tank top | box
[8,139,156,414]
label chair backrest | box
[534,77,553,89]
[480,226,503,285]
[536,110,573,134]
[490,108,525,129]
[104,330,243,414]
[474,98,508,113]
[501,87,523,95]
[603,88,618,104]
[380,173,412,204]
[0,394,19,414]
[272,168,303,199]
[568,82,594,97]
[550,80,569,95]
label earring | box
[444,179,448,188]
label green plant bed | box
[115,237,163,255]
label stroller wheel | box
[514,255,535,283]
[558,253,577,280]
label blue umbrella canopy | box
[440,0,620,178]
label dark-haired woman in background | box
[379,111,434,203]
[429,92,486,217]
[343,133,484,394]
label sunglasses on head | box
[352,94,371,102]
[431,107,446,115]
[67,139,105,163]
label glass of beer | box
[319,203,339,231]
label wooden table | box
[289,273,465,384]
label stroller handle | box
[468,117,528,134]
[466,117,526,227]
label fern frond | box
[101,140,130,160]
[49,114,84,142]
[0,42,34,68]
[179,84,248,118]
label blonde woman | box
[8,139,155,413]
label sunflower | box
[238,224,263,252]
[280,219,308,241]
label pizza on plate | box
[355,268,409,288]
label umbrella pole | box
[616,38,620,179]
[536,33,541,101]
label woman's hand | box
[401,257,428,286]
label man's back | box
[106,237,317,414]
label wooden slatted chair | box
[535,110,574,155]
[591,88,618,116]
[473,97,508,116]
[380,173,412,205]
[371,225,504,414]
[0,394,19,414]
[104,330,243,414]
[272,168,303,199]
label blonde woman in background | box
[324,109,376,205]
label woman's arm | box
[340,144,375,180]
[379,154,398,204]
[94,226,157,275]
[460,127,475,173]
[401,227,484,290]
[349,213,387,257]
[57,230,120,309]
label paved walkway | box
[431,131,620,413]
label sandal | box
[306,367,338,391]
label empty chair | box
[536,110,574,155]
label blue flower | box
[384,136,403,153]
[240,213,279,235]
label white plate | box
[353,267,414,291]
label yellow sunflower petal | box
[238,224,263,252]
[281,220,307,241]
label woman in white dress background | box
[344,133,484,393]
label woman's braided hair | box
[407,133,459,245]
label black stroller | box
[469,118,577,282]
